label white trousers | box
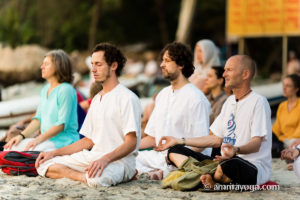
[5,138,56,152]
[37,149,136,187]
[136,150,176,177]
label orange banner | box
[227,0,300,38]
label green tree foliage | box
[0,0,39,46]
[0,0,225,52]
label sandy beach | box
[0,158,299,200]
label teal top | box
[33,83,79,148]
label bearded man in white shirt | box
[136,42,211,179]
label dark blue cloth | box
[77,104,86,139]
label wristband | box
[19,133,26,139]
[179,137,185,146]
[235,147,240,155]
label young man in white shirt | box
[35,43,142,187]
[156,55,272,187]
[136,42,211,179]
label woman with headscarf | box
[189,39,220,93]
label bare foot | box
[200,174,215,189]
[149,170,163,180]
[287,163,294,171]
[80,173,87,184]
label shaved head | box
[228,55,257,80]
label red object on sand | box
[259,180,279,188]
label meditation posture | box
[156,55,272,188]
[136,42,211,179]
[4,50,79,152]
[272,74,300,158]
[35,43,142,187]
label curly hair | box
[46,49,73,83]
[92,43,127,77]
[285,74,300,97]
[160,42,194,78]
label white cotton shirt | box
[210,91,272,185]
[80,84,142,157]
[145,83,211,156]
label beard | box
[163,69,179,81]
[95,70,111,84]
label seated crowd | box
[1,41,299,190]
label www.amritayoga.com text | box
[205,183,280,192]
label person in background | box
[205,66,228,158]
[123,55,144,78]
[287,51,300,76]
[0,113,36,143]
[205,66,228,125]
[143,51,159,78]
[272,74,300,164]
[79,82,102,112]
[4,50,79,152]
[189,39,220,93]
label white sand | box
[0,158,299,200]
[1,128,299,199]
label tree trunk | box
[88,0,101,51]
[175,0,197,44]
[155,0,169,45]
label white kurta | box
[37,84,142,187]
[137,83,211,174]
[211,91,272,185]
[80,84,142,156]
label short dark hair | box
[92,43,126,76]
[285,74,300,97]
[212,66,225,87]
[46,49,73,83]
[160,42,194,78]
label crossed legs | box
[168,144,258,188]
[45,164,87,183]
[37,151,136,187]
[169,152,231,188]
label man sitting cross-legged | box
[136,42,211,180]
[35,43,142,187]
[156,55,272,188]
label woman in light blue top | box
[5,50,79,151]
